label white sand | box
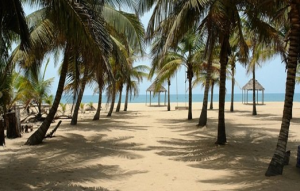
[1,102,300,191]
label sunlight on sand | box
[1,102,300,190]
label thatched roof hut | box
[242,79,265,91]
[146,82,167,92]
[146,82,167,106]
[242,79,265,104]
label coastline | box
[60,93,300,104]
[1,101,300,190]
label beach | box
[1,102,300,191]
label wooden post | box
[0,119,5,146]
[4,111,21,139]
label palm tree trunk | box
[93,90,102,120]
[25,45,71,145]
[265,0,300,176]
[94,63,103,120]
[252,66,257,115]
[216,34,230,145]
[116,85,123,112]
[210,82,214,110]
[37,102,42,120]
[107,82,116,117]
[230,63,235,112]
[71,64,89,125]
[167,79,171,111]
[188,66,193,120]
[198,48,213,126]
[124,84,129,111]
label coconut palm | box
[0,0,30,59]
[150,29,203,119]
[14,59,54,119]
[70,60,90,125]
[193,62,221,110]
[93,62,107,120]
[24,0,113,145]
[0,0,30,114]
[264,0,299,176]
[244,23,279,116]
[124,64,149,111]
[139,0,285,144]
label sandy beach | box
[1,102,300,191]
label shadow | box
[0,132,149,191]
[149,117,300,190]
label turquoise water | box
[61,93,300,104]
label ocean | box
[61,93,300,104]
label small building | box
[146,82,167,106]
[242,79,265,104]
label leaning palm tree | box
[264,0,299,176]
[24,0,113,145]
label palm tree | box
[124,64,149,111]
[0,0,30,58]
[70,61,90,125]
[93,61,107,120]
[0,0,30,115]
[150,30,203,119]
[14,59,54,119]
[265,0,299,176]
[228,46,239,112]
[25,0,112,145]
[244,27,278,116]
[193,62,220,110]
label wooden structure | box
[242,79,265,104]
[146,82,167,106]
[0,119,5,146]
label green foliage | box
[87,101,94,109]
[80,103,85,113]
[59,102,67,115]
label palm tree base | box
[25,129,44,145]
[198,110,207,127]
[70,121,77,125]
[265,163,283,177]
[197,124,206,128]
[215,140,227,145]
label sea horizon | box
[60,93,300,104]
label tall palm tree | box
[70,60,90,125]
[124,64,149,111]
[244,26,278,116]
[193,62,220,110]
[93,63,106,120]
[265,0,299,176]
[150,30,203,119]
[24,0,112,145]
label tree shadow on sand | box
[150,117,300,190]
[0,133,149,191]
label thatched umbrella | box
[242,79,265,104]
[146,82,167,106]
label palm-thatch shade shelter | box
[242,79,265,104]
[146,82,167,106]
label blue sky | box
[24,5,299,96]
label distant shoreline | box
[60,93,300,104]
